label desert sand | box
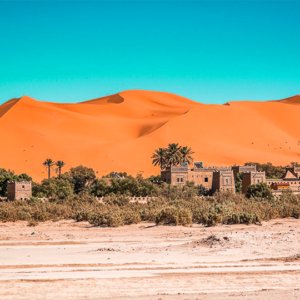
[1,219,300,299]
[1,90,300,180]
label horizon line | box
[1,89,299,106]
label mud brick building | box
[242,166,300,198]
[161,162,300,197]
[7,181,32,201]
[161,164,235,193]
[241,171,266,194]
[212,171,235,193]
[232,165,257,179]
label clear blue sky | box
[0,0,299,104]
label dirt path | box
[0,219,300,299]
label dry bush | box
[27,219,39,227]
[103,195,130,206]
[156,206,192,226]
[90,210,124,227]
[74,210,94,222]
[122,209,141,225]
[0,190,299,227]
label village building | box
[212,170,235,193]
[161,162,300,197]
[7,181,32,201]
[242,166,300,198]
[161,163,236,193]
[232,165,257,179]
[241,171,266,194]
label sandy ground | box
[1,219,300,299]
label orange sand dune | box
[0,90,299,180]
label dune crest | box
[277,95,300,105]
[0,90,300,180]
[81,93,125,105]
[0,98,21,118]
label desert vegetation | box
[0,180,300,227]
[152,143,195,169]
[1,160,300,227]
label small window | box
[257,180,260,183]
[177,178,180,182]
[181,178,184,182]
[22,185,25,189]
[204,177,208,182]
[226,179,228,184]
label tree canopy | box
[246,182,274,201]
[151,143,195,169]
[43,158,55,179]
[70,165,96,194]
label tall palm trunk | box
[43,159,55,180]
[55,161,66,179]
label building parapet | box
[164,166,189,173]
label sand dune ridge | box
[0,90,299,180]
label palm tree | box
[180,146,195,165]
[166,143,182,166]
[43,158,55,179]
[151,148,167,169]
[56,160,66,178]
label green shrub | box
[246,182,274,201]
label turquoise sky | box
[0,0,299,105]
